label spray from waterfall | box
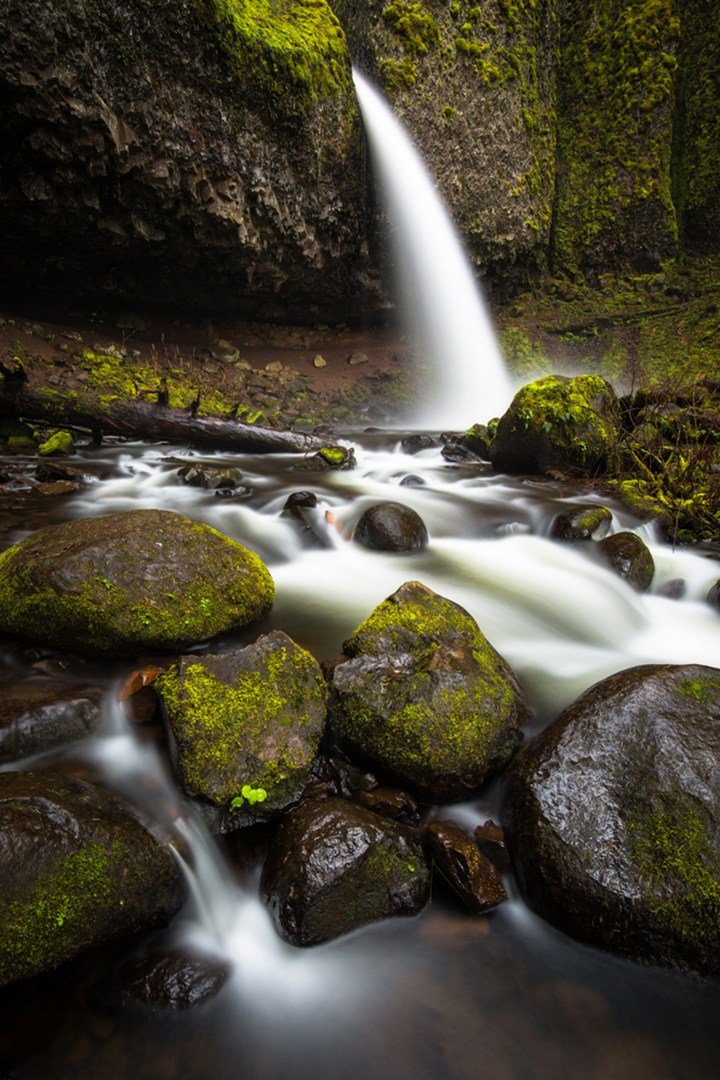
[352,69,514,430]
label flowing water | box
[352,70,514,429]
[2,436,720,1079]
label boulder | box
[0,0,372,322]
[261,797,430,945]
[708,581,720,612]
[38,431,74,456]
[156,632,326,832]
[401,434,435,455]
[0,509,274,655]
[117,948,230,1011]
[596,531,655,592]
[441,424,491,464]
[0,771,184,986]
[426,819,506,915]
[505,664,720,975]
[353,502,428,553]
[490,375,621,477]
[0,679,103,764]
[328,581,526,802]
[550,504,612,542]
[294,446,356,471]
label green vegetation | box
[38,430,74,456]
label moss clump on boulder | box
[328,581,526,802]
[156,631,326,832]
[550,504,613,541]
[505,663,720,976]
[38,430,74,456]
[261,796,430,945]
[490,374,622,477]
[0,509,274,656]
[0,771,183,987]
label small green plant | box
[230,784,268,810]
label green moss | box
[676,675,720,706]
[382,1,439,55]
[628,804,720,951]
[553,0,680,271]
[156,641,325,807]
[205,0,352,108]
[509,374,621,469]
[38,430,74,456]
[0,841,124,984]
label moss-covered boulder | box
[0,770,184,987]
[490,375,622,478]
[0,509,273,656]
[156,632,326,833]
[550,504,613,542]
[261,796,430,945]
[505,664,720,976]
[596,531,655,592]
[0,680,103,764]
[328,581,526,802]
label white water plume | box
[353,69,514,429]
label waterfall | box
[352,69,514,431]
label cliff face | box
[333,0,559,293]
[0,0,376,321]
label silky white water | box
[352,70,514,429]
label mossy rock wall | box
[331,0,559,290]
[671,0,720,253]
[0,0,374,321]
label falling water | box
[353,69,514,430]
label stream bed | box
[1,430,720,1080]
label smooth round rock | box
[0,509,274,655]
[505,664,720,975]
[0,771,184,987]
[261,797,430,945]
[353,502,429,553]
[550,504,612,541]
[596,531,655,591]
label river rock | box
[708,581,720,612]
[401,434,435,454]
[328,581,526,802]
[550,504,613,541]
[0,509,274,655]
[426,819,506,915]
[596,531,655,591]
[294,446,356,471]
[261,797,430,945]
[38,431,74,456]
[353,502,429,553]
[156,631,326,832]
[490,375,621,477]
[0,679,103,764]
[117,948,231,1011]
[0,770,184,987]
[505,664,720,975]
[441,424,491,464]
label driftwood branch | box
[0,381,327,454]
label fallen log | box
[0,381,327,454]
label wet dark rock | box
[283,491,318,510]
[356,786,419,824]
[656,578,686,600]
[328,581,526,802]
[708,581,720,612]
[490,375,622,478]
[426,819,506,915]
[213,486,253,500]
[0,770,184,986]
[293,446,356,472]
[596,531,655,592]
[118,948,231,1011]
[441,424,491,464]
[401,434,435,454]
[35,462,93,484]
[0,509,274,655]
[353,502,428,553]
[550,504,612,541]
[34,480,84,497]
[156,631,327,832]
[177,465,244,490]
[261,797,430,945]
[399,474,425,488]
[0,679,103,764]
[474,819,511,874]
[326,756,378,798]
[505,663,720,976]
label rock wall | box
[0,0,376,321]
[333,0,559,293]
